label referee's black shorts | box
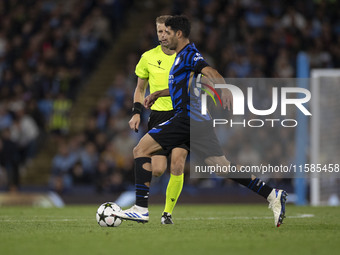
[148,110,189,156]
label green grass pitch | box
[0,204,339,255]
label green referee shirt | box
[135,45,176,111]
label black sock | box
[230,178,273,199]
[134,157,152,208]
[230,163,273,199]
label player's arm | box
[144,88,170,109]
[201,66,233,111]
[129,77,148,132]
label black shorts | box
[149,116,223,159]
[148,110,189,156]
[148,110,175,131]
[190,120,224,159]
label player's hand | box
[144,93,157,109]
[221,88,233,111]
[129,114,141,132]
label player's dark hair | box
[165,15,191,38]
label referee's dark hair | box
[165,15,191,38]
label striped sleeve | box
[189,51,209,73]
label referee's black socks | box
[134,157,152,208]
[229,164,273,199]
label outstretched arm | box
[201,66,233,111]
[144,88,170,109]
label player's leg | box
[148,110,171,177]
[114,133,163,222]
[133,133,164,207]
[162,147,188,224]
[205,156,287,227]
[151,155,168,177]
[205,156,274,197]
[116,116,189,223]
[193,120,287,227]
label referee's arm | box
[134,77,149,104]
[129,77,149,132]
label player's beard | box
[167,38,177,50]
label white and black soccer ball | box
[96,202,122,227]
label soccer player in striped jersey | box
[117,16,287,227]
[129,16,188,224]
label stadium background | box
[0,0,339,206]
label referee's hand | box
[129,114,140,132]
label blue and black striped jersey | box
[168,43,211,121]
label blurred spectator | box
[107,73,130,115]
[112,129,135,157]
[84,116,100,143]
[95,159,113,193]
[281,7,306,31]
[38,93,54,123]
[50,143,78,193]
[228,53,252,78]
[274,48,294,78]
[10,106,39,166]
[27,99,46,131]
[94,132,108,153]
[91,98,110,131]
[0,105,12,131]
[78,22,99,73]
[244,2,267,28]
[90,8,113,46]
[94,158,126,193]
[49,93,72,135]
[0,128,20,191]
[79,142,98,177]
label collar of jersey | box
[177,43,193,55]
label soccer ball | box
[96,202,122,227]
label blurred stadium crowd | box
[1,0,340,194]
[0,0,132,191]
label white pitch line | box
[176,214,315,221]
[0,218,93,222]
